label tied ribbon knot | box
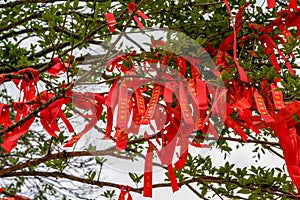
[127,2,150,29]
[118,186,133,200]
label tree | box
[1,0,300,199]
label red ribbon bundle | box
[12,68,39,101]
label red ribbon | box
[196,78,208,110]
[179,82,194,126]
[105,13,117,33]
[168,164,179,192]
[134,87,146,116]
[225,115,248,142]
[274,101,300,122]
[176,57,187,75]
[127,2,149,29]
[223,1,248,82]
[117,82,130,130]
[139,84,160,124]
[105,80,118,107]
[115,127,128,151]
[254,90,275,123]
[143,144,153,197]
[272,122,300,194]
[13,68,39,101]
[104,107,113,138]
[118,186,133,200]
[271,84,285,110]
[261,34,294,75]
[288,0,298,11]
[64,92,104,147]
[267,0,276,9]
[164,82,173,103]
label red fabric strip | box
[139,85,160,124]
[117,82,130,130]
[223,0,248,82]
[288,0,298,11]
[134,87,146,116]
[115,128,128,151]
[271,84,285,110]
[225,115,248,142]
[143,146,153,197]
[179,82,194,125]
[168,164,179,192]
[105,107,113,138]
[105,13,117,33]
[196,79,208,110]
[267,0,276,9]
[254,90,275,123]
[164,82,173,103]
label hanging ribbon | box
[117,82,130,130]
[176,57,187,75]
[105,13,117,33]
[179,82,194,126]
[134,87,146,116]
[196,78,208,110]
[271,84,285,110]
[164,82,173,103]
[168,164,179,192]
[261,34,295,75]
[104,107,113,138]
[174,135,189,170]
[139,84,160,124]
[272,122,300,194]
[143,144,153,197]
[115,127,128,151]
[105,80,119,107]
[225,115,248,142]
[254,90,275,123]
[223,0,248,82]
